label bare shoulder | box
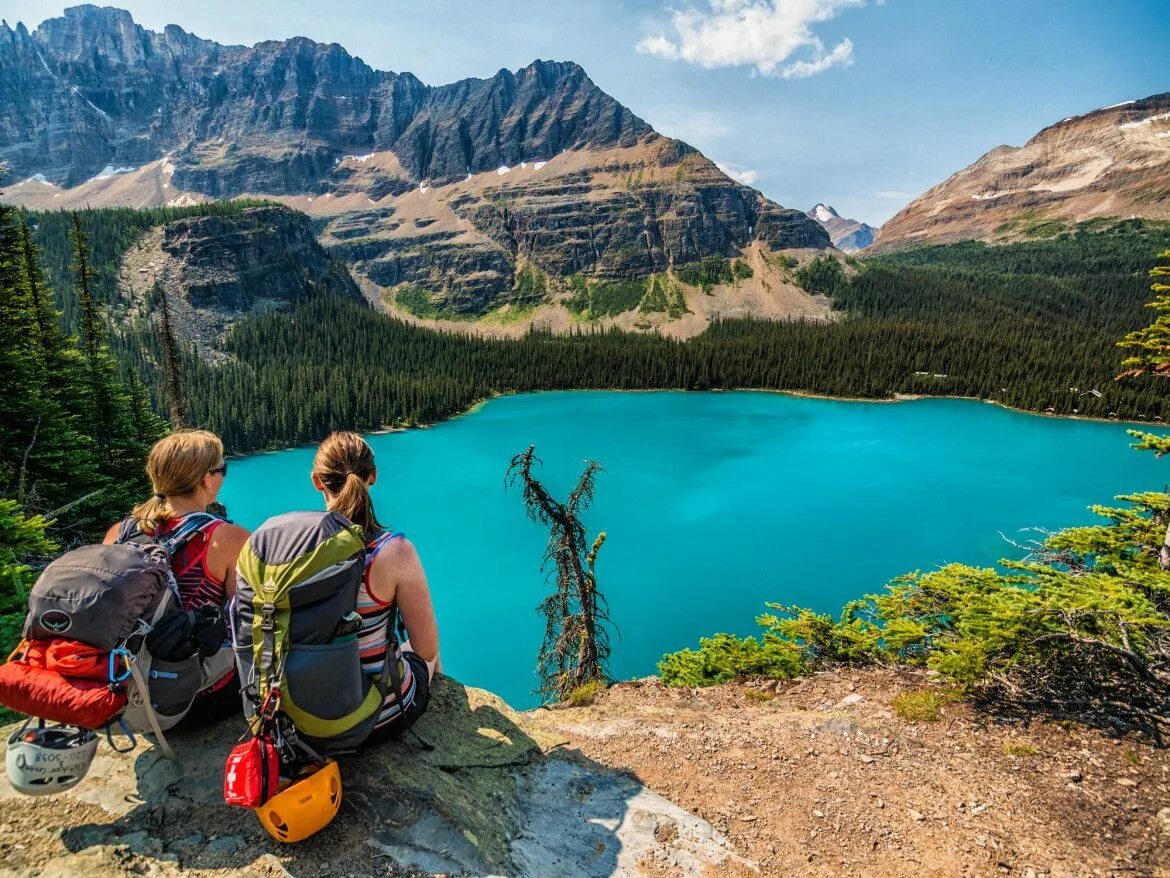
[101,521,122,545]
[376,534,421,567]
[211,521,250,553]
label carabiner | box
[108,647,133,684]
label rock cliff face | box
[117,206,361,362]
[872,92,1170,251]
[807,203,877,252]
[0,6,829,324]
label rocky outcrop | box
[118,206,362,361]
[0,678,757,877]
[0,7,830,326]
[872,92,1170,251]
[807,204,877,252]
[320,145,828,315]
[0,6,650,192]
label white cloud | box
[715,161,760,186]
[636,0,868,79]
[875,189,916,200]
[779,37,853,79]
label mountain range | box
[806,204,876,252]
[0,5,831,330]
[873,92,1170,250]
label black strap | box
[378,642,405,712]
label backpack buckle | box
[260,602,275,632]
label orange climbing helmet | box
[255,759,342,843]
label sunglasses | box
[210,462,228,477]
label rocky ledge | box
[6,668,1161,877]
[0,678,754,878]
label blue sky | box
[4,0,1167,225]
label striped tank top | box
[161,517,228,612]
[120,514,227,612]
[358,530,417,727]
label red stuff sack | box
[45,639,111,681]
[0,650,127,729]
[224,734,282,808]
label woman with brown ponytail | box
[311,431,439,741]
[102,429,250,722]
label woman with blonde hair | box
[311,431,439,741]
[103,429,249,722]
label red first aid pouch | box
[224,734,282,808]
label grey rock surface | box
[0,677,756,877]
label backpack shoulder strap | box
[156,512,222,558]
[114,516,147,545]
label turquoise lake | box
[218,392,1166,708]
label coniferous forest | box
[2,197,1170,687]
[5,204,1170,525]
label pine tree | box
[1117,249,1170,380]
[66,213,157,524]
[507,446,612,702]
[152,281,189,428]
[0,203,41,501]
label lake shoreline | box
[229,387,1155,458]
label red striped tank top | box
[157,517,228,612]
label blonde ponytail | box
[313,432,382,539]
[130,429,225,534]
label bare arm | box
[208,522,250,599]
[368,537,439,666]
[101,522,121,545]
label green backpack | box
[233,510,399,754]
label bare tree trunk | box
[155,282,189,428]
[507,446,612,701]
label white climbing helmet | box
[6,723,98,796]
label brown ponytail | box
[313,432,382,539]
[130,429,225,534]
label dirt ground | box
[531,669,1170,878]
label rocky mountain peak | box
[812,203,839,223]
[807,203,876,253]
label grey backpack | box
[18,513,220,754]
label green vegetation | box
[675,256,734,292]
[514,262,548,300]
[13,209,1170,459]
[659,488,1170,732]
[567,277,648,318]
[993,210,1071,239]
[795,254,849,296]
[0,501,57,660]
[1002,740,1039,757]
[638,274,688,318]
[0,202,164,658]
[892,690,943,722]
[732,258,754,281]
[82,216,1166,452]
[395,283,446,319]
[567,680,606,707]
[1118,247,1170,378]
